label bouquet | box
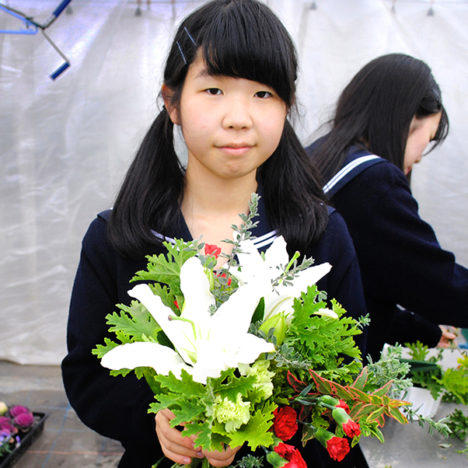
[93,195,409,467]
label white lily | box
[235,236,332,320]
[101,257,275,384]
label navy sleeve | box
[389,308,441,347]
[313,210,368,354]
[338,162,468,327]
[61,216,162,466]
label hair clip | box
[184,26,197,46]
[176,41,187,65]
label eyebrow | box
[194,68,213,79]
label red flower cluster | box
[274,442,307,468]
[326,436,350,462]
[342,419,361,438]
[336,399,350,414]
[273,406,298,441]
[204,244,221,258]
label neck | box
[181,168,258,265]
[182,170,258,217]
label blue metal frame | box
[0,0,74,79]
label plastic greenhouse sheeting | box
[1,0,468,365]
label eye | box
[255,90,273,99]
[205,88,223,95]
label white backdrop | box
[1,0,467,365]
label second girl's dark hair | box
[310,53,449,182]
[109,0,327,258]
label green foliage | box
[227,402,276,450]
[108,301,161,342]
[229,454,265,468]
[402,343,468,404]
[436,355,468,405]
[131,238,202,307]
[365,345,412,397]
[222,193,260,269]
[284,286,363,384]
[148,369,275,452]
[445,409,468,440]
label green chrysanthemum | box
[214,393,251,433]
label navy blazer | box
[307,143,468,359]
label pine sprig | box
[222,193,260,269]
[271,252,315,289]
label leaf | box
[285,287,363,383]
[213,370,257,402]
[107,301,161,341]
[227,402,276,451]
[251,297,265,323]
[388,406,408,425]
[157,369,206,396]
[371,380,393,397]
[92,337,119,358]
[131,238,201,296]
[183,420,213,450]
[353,368,369,391]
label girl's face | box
[166,52,287,184]
[403,112,442,175]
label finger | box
[156,410,196,449]
[155,413,203,461]
[204,445,241,467]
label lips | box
[216,143,254,155]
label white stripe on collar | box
[151,229,278,250]
[323,155,381,194]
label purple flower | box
[14,412,34,429]
[9,405,30,418]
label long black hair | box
[310,53,449,183]
[109,0,327,258]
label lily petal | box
[128,284,194,364]
[179,257,214,325]
[211,282,265,337]
[263,236,289,271]
[101,342,188,378]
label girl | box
[62,1,367,467]
[307,53,468,361]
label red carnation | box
[336,399,350,414]
[274,443,307,468]
[204,244,221,258]
[342,419,361,438]
[273,406,298,441]
[326,436,350,462]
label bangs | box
[197,0,296,106]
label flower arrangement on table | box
[394,341,468,455]
[93,195,410,467]
[0,403,35,460]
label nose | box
[222,95,253,130]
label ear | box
[161,84,180,125]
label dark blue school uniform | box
[307,143,468,360]
[61,194,368,467]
